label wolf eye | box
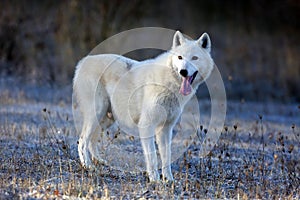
[178,55,183,60]
[192,56,198,60]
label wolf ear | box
[197,33,211,53]
[172,31,186,48]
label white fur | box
[73,31,214,182]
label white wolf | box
[73,31,214,182]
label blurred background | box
[0,0,299,103]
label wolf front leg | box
[156,125,173,182]
[139,126,159,182]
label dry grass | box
[0,86,299,199]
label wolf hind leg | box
[88,113,115,165]
[78,116,99,169]
[78,93,110,169]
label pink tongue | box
[179,76,192,96]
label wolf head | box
[170,31,214,96]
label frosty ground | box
[0,81,299,199]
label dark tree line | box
[0,0,299,102]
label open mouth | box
[189,71,198,85]
[179,71,198,96]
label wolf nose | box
[180,69,188,77]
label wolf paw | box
[162,170,174,183]
[147,170,160,183]
[78,150,93,169]
[92,157,108,167]
[80,158,93,169]
[162,178,175,187]
[147,177,174,190]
